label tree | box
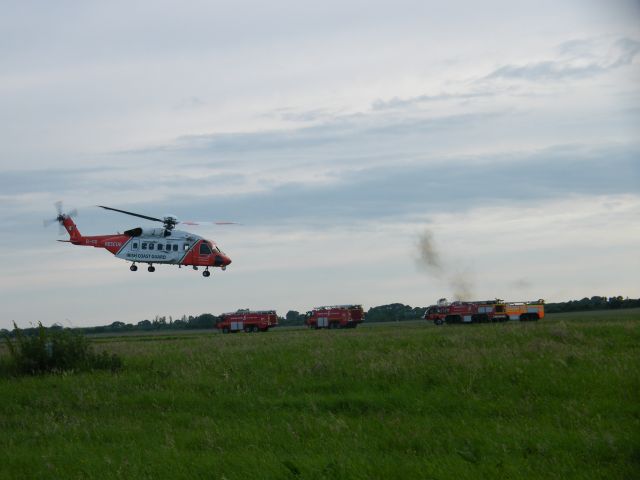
[137,320,152,330]
[366,304,426,323]
[187,314,217,329]
[608,296,624,309]
[280,311,305,326]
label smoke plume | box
[450,273,474,301]
[417,230,443,274]
[416,229,475,301]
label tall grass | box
[0,310,638,479]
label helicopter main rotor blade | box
[181,221,241,226]
[98,205,163,223]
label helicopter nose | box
[213,255,232,267]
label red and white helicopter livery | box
[45,202,232,277]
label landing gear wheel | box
[148,265,155,272]
[130,264,138,272]
[203,270,211,277]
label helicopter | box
[44,202,232,277]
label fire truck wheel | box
[222,327,230,334]
[435,319,443,326]
[244,326,251,333]
[252,326,259,333]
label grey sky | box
[1,1,639,328]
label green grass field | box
[1,310,639,479]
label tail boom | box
[62,216,83,243]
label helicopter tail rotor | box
[44,201,79,236]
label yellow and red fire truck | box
[424,298,544,325]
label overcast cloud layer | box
[1,1,639,329]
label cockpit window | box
[199,243,212,255]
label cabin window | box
[149,243,154,250]
[157,244,163,251]
[173,244,178,252]
[132,242,138,250]
[199,243,212,255]
[142,242,147,250]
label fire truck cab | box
[305,305,365,329]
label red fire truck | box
[424,298,544,325]
[217,309,278,333]
[305,305,365,329]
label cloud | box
[487,61,606,82]
[2,141,638,238]
[369,36,639,112]
[371,90,496,111]
[612,37,640,67]
[135,144,639,232]
[485,36,640,82]
[268,107,344,123]
[172,96,206,111]
[109,107,508,184]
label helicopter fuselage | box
[61,216,231,271]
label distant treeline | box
[3,296,638,336]
[544,296,640,313]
